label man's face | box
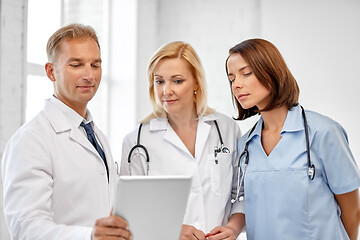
[48,37,102,114]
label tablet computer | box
[113,175,192,240]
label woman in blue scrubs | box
[207,39,360,240]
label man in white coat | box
[1,24,132,240]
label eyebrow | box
[171,74,185,78]
[238,65,250,72]
[154,74,184,78]
[228,65,250,76]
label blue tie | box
[80,122,109,181]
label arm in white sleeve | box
[1,130,92,240]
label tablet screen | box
[113,175,192,240]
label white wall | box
[136,0,360,163]
[260,0,360,163]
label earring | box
[194,90,197,95]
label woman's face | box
[227,53,270,110]
[153,57,198,116]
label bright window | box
[26,0,61,120]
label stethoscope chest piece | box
[214,145,230,164]
[308,164,315,180]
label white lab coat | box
[120,111,241,233]
[1,98,116,240]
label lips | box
[237,94,249,101]
[77,85,94,89]
[163,99,178,104]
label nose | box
[83,65,95,81]
[232,75,243,89]
[163,81,173,96]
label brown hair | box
[46,23,100,63]
[143,41,213,122]
[226,38,299,120]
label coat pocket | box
[208,153,233,197]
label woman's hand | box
[206,226,236,240]
[180,224,207,240]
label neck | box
[167,107,198,130]
[260,105,288,131]
[54,95,87,119]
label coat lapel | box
[194,118,211,159]
[149,115,216,161]
[42,99,102,158]
[150,118,193,158]
[69,128,100,158]
[163,124,192,157]
[194,114,218,159]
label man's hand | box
[205,226,236,240]
[180,224,206,240]
[91,214,132,240]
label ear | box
[194,81,199,91]
[45,62,56,82]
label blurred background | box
[1,0,359,239]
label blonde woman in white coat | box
[121,41,242,240]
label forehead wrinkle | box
[66,57,102,62]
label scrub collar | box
[246,105,305,143]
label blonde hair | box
[143,41,213,122]
[46,23,100,63]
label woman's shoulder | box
[207,111,242,139]
[305,110,343,133]
[209,111,237,124]
[123,117,169,141]
[123,121,150,140]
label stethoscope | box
[231,106,315,203]
[127,120,230,175]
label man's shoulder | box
[10,111,52,142]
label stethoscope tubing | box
[127,123,150,175]
[301,106,315,180]
[127,120,229,175]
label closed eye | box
[244,72,252,77]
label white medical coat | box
[120,112,241,233]
[1,98,116,240]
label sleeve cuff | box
[231,200,245,215]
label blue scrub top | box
[232,105,360,240]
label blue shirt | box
[232,105,360,240]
